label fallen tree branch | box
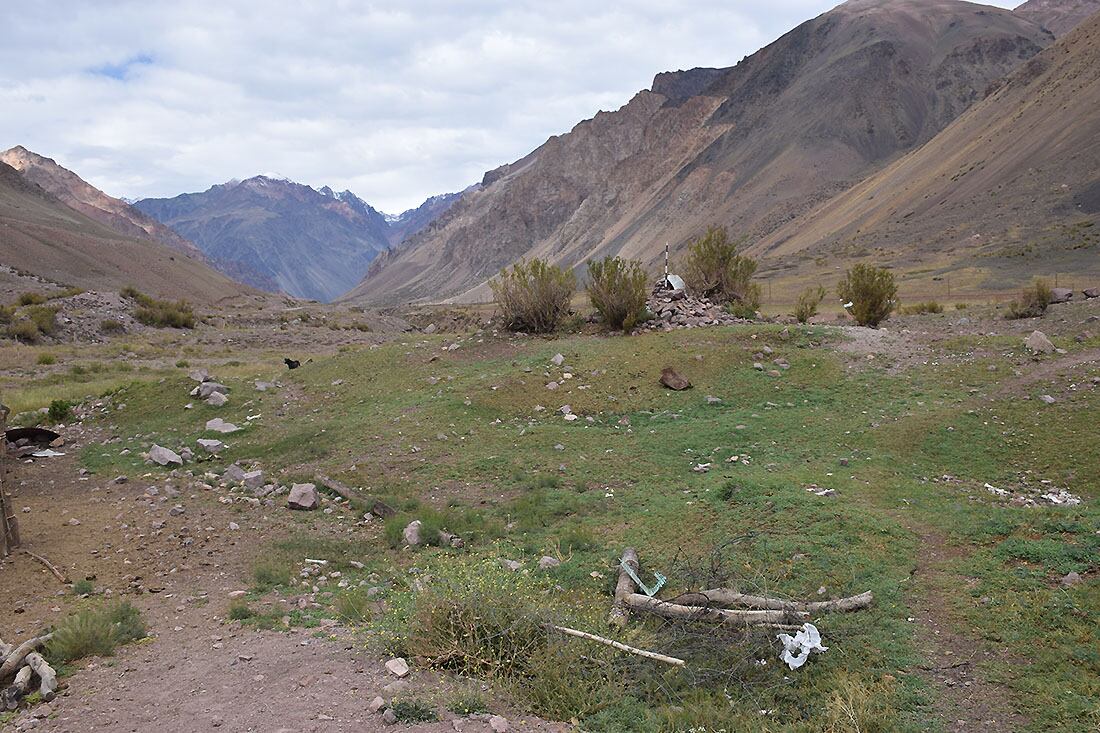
[2,665,33,711]
[546,624,685,667]
[608,548,639,629]
[21,549,69,585]
[314,474,355,501]
[689,589,874,614]
[0,633,52,680]
[625,593,802,626]
[24,652,57,700]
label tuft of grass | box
[45,601,146,663]
[71,578,94,595]
[17,292,47,306]
[447,691,490,716]
[99,319,126,334]
[334,588,375,623]
[6,319,39,342]
[121,287,195,329]
[36,352,57,365]
[228,599,255,620]
[900,301,944,315]
[252,559,293,592]
[48,399,72,422]
[390,698,439,723]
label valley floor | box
[1,298,1097,732]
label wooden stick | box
[314,474,355,501]
[546,624,685,667]
[0,633,52,680]
[2,665,33,711]
[692,589,874,613]
[625,594,801,626]
[24,652,57,700]
[608,548,639,629]
[21,549,69,585]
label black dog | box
[284,358,300,370]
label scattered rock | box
[1060,571,1081,587]
[381,709,397,725]
[224,464,248,483]
[370,500,397,518]
[369,696,386,713]
[206,391,228,407]
[660,367,692,391]
[286,483,320,510]
[551,353,565,366]
[206,418,241,433]
[705,395,722,405]
[241,470,265,490]
[1025,330,1055,354]
[385,657,410,678]
[501,559,522,572]
[188,368,212,383]
[1083,288,1099,300]
[1049,288,1073,304]
[489,715,510,733]
[148,444,183,466]
[1039,394,1057,405]
[197,438,224,453]
[403,520,422,546]
[537,556,561,570]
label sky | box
[0,0,1019,213]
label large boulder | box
[1025,330,1056,354]
[660,367,692,391]
[1049,288,1073,304]
[1084,288,1099,300]
[148,444,183,466]
[223,464,247,483]
[287,483,320,510]
[402,520,422,546]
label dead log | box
[24,652,57,700]
[608,548,639,628]
[2,665,32,710]
[693,589,874,613]
[545,624,685,667]
[625,593,801,626]
[21,549,69,585]
[0,633,52,680]
[314,474,355,501]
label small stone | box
[1039,394,1056,404]
[538,556,561,570]
[385,657,410,678]
[501,559,522,572]
[286,483,320,510]
[403,520,422,546]
[1025,330,1055,354]
[206,391,228,407]
[660,367,692,391]
[382,709,397,725]
[489,715,510,732]
[369,696,386,713]
[1061,571,1081,587]
[205,418,240,434]
[551,353,565,366]
[197,438,224,454]
[148,444,183,466]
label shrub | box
[253,560,292,591]
[955,303,969,310]
[390,699,439,723]
[899,301,944,316]
[228,599,254,620]
[45,602,146,663]
[0,304,13,324]
[586,256,648,331]
[48,399,71,422]
[793,286,827,323]
[17,292,47,306]
[36,353,57,365]
[447,692,489,716]
[681,226,761,308]
[71,578,94,595]
[100,319,125,334]
[1006,279,1052,320]
[490,259,575,333]
[121,287,195,328]
[26,305,59,335]
[837,264,897,327]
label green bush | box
[36,353,57,365]
[100,319,125,334]
[253,559,292,591]
[45,601,146,663]
[121,287,195,328]
[1006,279,1052,320]
[586,256,648,331]
[447,691,489,715]
[390,698,439,723]
[71,578,94,595]
[17,292,47,306]
[228,599,255,620]
[899,301,944,315]
[793,286,827,323]
[48,399,71,422]
[837,264,897,327]
[490,259,575,334]
[0,304,13,324]
[681,226,761,308]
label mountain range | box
[345,0,1100,304]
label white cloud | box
[0,0,1019,212]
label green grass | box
[59,324,1098,731]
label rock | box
[194,382,230,399]
[1049,288,1073,304]
[1083,288,1099,299]
[403,520,422,546]
[206,418,240,433]
[489,716,510,732]
[381,709,397,725]
[1060,571,1082,587]
[254,381,275,392]
[501,559,522,572]
[368,696,386,713]
[753,362,764,371]
[206,391,228,407]
[1039,394,1057,404]
[385,657,410,678]
[538,556,561,570]
[188,368,212,383]
[422,322,438,334]
[551,353,565,366]
[241,470,265,490]
[223,464,248,483]
[179,447,194,462]
[286,483,320,510]
[197,438,224,453]
[660,367,692,391]
[1025,330,1055,354]
[148,444,183,466]
[370,500,397,518]
[705,395,722,405]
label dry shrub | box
[823,671,899,733]
[794,285,827,323]
[837,264,897,327]
[490,259,575,333]
[46,601,146,663]
[17,292,47,306]
[899,301,944,315]
[681,226,761,308]
[121,287,195,329]
[1006,278,1051,320]
[586,256,648,331]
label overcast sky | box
[0,0,1019,213]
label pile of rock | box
[636,285,749,332]
[188,369,230,407]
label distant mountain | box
[344,0,1053,305]
[136,178,463,302]
[1014,0,1100,36]
[0,161,247,303]
[0,146,206,261]
[755,8,1100,288]
[384,189,471,246]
